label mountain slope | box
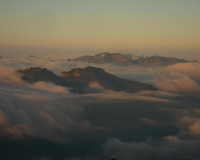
[73,52,190,67]
[17,67,64,84]
[17,67,83,89]
[74,52,133,66]
[17,66,156,93]
[60,66,156,92]
[132,55,190,67]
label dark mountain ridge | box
[60,66,156,92]
[132,55,190,67]
[17,66,156,93]
[73,52,191,67]
[74,52,133,66]
[17,67,84,90]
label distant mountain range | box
[73,52,191,67]
[17,66,156,93]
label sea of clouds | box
[0,54,200,160]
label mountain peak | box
[74,52,191,67]
[60,66,105,80]
[18,66,156,93]
[17,67,69,86]
[17,67,53,77]
[74,52,133,66]
[84,66,104,71]
[60,66,156,92]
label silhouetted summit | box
[60,66,156,92]
[74,52,134,66]
[17,66,156,93]
[73,52,190,67]
[132,55,190,67]
[17,67,72,87]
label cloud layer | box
[0,54,200,160]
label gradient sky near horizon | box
[0,0,200,56]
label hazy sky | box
[0,0,200,55]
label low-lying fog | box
[0,54,200,160]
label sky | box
[0,0,200,57]
[1,1,200,159]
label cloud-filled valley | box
[0,54,200,160]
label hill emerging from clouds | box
[73,52,190,67]
[17,66,156,93]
